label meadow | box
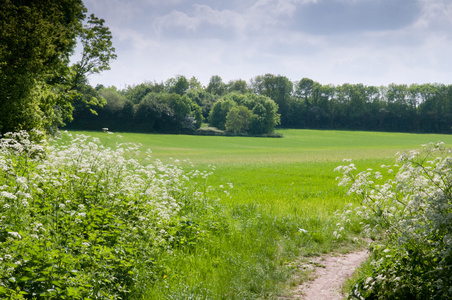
[70,129,452,297]
[2,129,452,299]
[72,128,452,216]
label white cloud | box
[250,0,298,17]
[153,5,244,36]
[152,0,322,38]
[143,0,186,5]
[111,27,160,51]
[414,0,452,31]
[83,0,452,88]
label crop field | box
[3,129,452,299]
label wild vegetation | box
[2,129,450,298]
[337,143,452,299]
[3,2,452,299]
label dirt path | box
[282,249,369,300]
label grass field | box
[58,129,452,298]
[68,128,452,215]
[73,129,452,164]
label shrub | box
[335,143,452,299]
[0,130,220,299]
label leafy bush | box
[335,143,452,299]
[0,130,221,299]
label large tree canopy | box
[208,93,280,134]
[0,0,116,134]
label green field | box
[68,128,452,214]
[73,129,452,164]
[55,129,452,298]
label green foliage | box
[208,93,280,134]
[251,74,293,125]
[69,73,452,135]
[134,93,201,132]
[227,79,250,94]
[208,98,237,130]
[188,76,203,90]
[166,75,189,95]
[99,87,127,113]
[71,14,116,88]
[336,143,452,299]
[68,87,203,133]
[123,82,164,105]
[225,106,253,134]
[186,89,219,120]
[0,131,231,298]
[0,0,115,134]
[0,0,84,133]
[206,75,227,96]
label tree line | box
[67,75,282,135]
[66,74,452,134]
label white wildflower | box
[8,232,22,239]
[1,191,17,200]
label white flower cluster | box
[336,142,452,298]
[0,131,193,220]
[0,131,213,287]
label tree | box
[166,75,189,95]
[0,0,116,134]
[71,80,107,115]
[99,87,127,118]
[225,106,252,134]
[209,93,280,134]
[188,76,203,90]
[134,92,201,133]
[247,94,280,134]
[227,79,249,94]
[206,75,227,96]
[293,78,331,128]
[124,82,156,104]
[70,14,116,90]
[208,98,237,130]
[186,89,218,120]
[250,74,293,125]
[294,78,315,102]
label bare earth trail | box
[281,249,369,300]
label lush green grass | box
[68,128,452,216]
[70,129,452,164]
[59,129,452,298]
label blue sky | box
[80,0,452,88]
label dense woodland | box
[67,74,452,134]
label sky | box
[79,0,452,89]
